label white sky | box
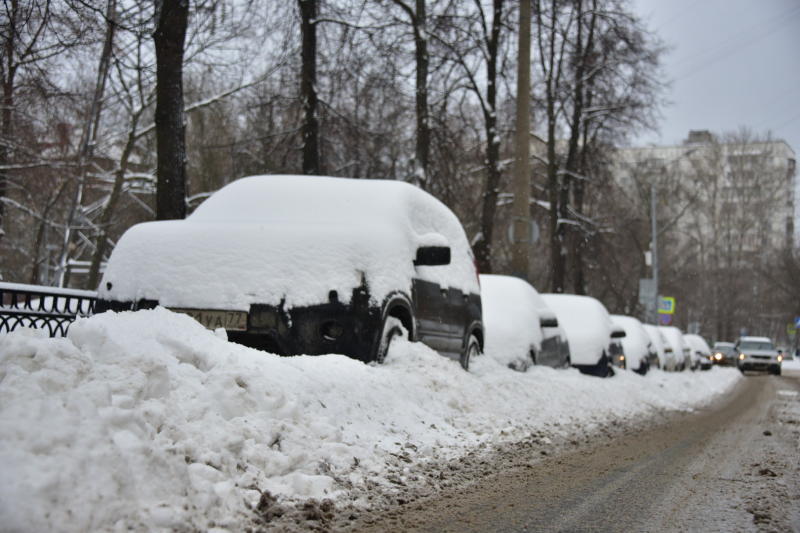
[632,0,800,154]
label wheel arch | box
[381,291,415,340]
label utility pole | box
[651,183,658,323]
[511,0,531,279]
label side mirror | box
[414,246,451,266]
[540,316,558,328]
[611,327,626,339]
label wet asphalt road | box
[348,368,800,533]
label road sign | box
[639,278,655,308]
[788,322,797,336]
[795,316,800,328]
[658,296,675,315]
[658,313,672,325]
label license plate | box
[169,308,248,331]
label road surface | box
[344,369,800,532]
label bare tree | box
[153,0,188,220]
[298,0,320,174]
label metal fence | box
[0,282,97,337]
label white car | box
[659,326,691,371]
[541,294,624,377]
[480,274,570,370]
[611,315,652,374]
[642,324,667,369]
[683,333,712,370]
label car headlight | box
[777,355,783,362]
[714,353,722,360]
[739,353,746,360]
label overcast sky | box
[631,0,800,154]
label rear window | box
[739,341,773,351]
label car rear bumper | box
[96,292,383,363]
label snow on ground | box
[0,309,741,532]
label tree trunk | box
[153,0,189,220]
[298,0,320,175]
[412,0,429,187]
[475,0,505,274]
[0,0,19,238]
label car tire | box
[529,350,537,366]
[375,316,404,364]
[772,365,781,376]
[461,334,480,371]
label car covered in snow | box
[642,324,666,369]
[658,326,690,371]
[541,294,624,377]
[735,336,782,375]
[709,341,737,366]
[96,175,483,369]
[683,333,712,370]
[610,315,652,374]
[479,274,570,370]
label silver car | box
[736,336,782,375]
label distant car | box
[658,326,690,371]
[684,334,712,370]
[735,336,782,375]
[611,315,652,374]
[479,275,570,370]
[709,341,737,366]
[96,175,484,369]
[642,324,666,369]
[541,294,625,377]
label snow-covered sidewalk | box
[0,308,741,532]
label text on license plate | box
[169,308,248,331]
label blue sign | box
[795,316,800,328]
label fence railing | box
[0,282,97,337]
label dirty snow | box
[0,309,741,532]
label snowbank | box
[0,309,741,531]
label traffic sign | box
[658,296,675,315]
[795,316,800,328]
[658,313,672,325]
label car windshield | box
[739,341,773,351]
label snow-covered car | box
[96,175,484,369]
[684,333,712,370]
[541,294,624,377]
[479,274,570,370]
[709,341,737,366]
[611,315,652,374]
[658,326,690,371]
[642,324,666,369]
[735,336,782,375]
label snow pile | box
[0,309,741,531]
[98,175,479,309]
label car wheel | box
[772,365,781,376]
[529,350,537,366]
[461,334,480,371]
[375,316,404,364]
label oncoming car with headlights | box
[735,336,782,375]
[709,341,736,366]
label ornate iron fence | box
[0,282,97,337]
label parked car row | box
[94,175,781,378]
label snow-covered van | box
[479,274,570,370]
[540,294,624,377]
[96,175,483,369]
